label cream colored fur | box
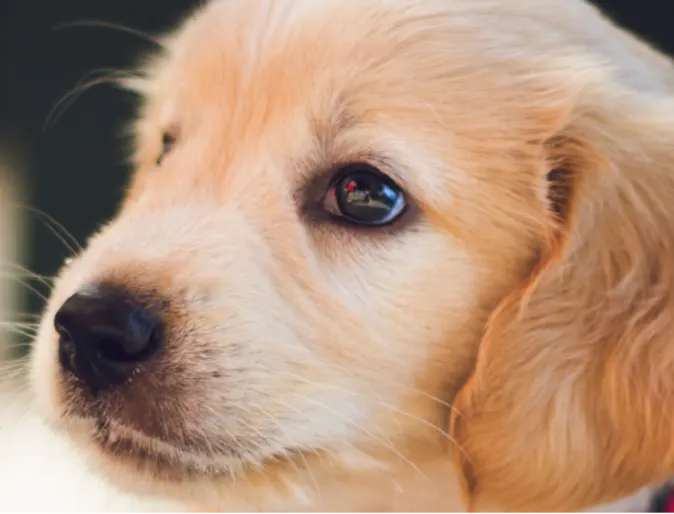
[2,0,674,511]
[0,380,179,512]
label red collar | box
[649,486,674,514]
[662,491,674,514]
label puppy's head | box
[29,0,674,510]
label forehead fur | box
[126,0,603,259]
[139,0,578,135]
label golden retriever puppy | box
[25,0,674,510]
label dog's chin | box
[63,415,301,499]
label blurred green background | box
[0,0,673,351]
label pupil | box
[337,172,400,223]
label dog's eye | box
[156,132,176,166]
[322,164,406,226]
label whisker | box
[299,394,430,483]
[1,335,38,345]
[246,375,424,482]
[0,356,30,371]
[0,263,55,289]
[263,394,404,490]
[3,343,36,351]
[43,68,142,131]
[247,401,324,501]
[1,326,38,339]
[276,370,470,463]
[228,342,465,448]
[0,357,31,382]
[8,277,48,303]
[0,321,40,329]
[202,406,258,464]
[54,19,163,48]
[8,203,82,255]
[220,331,461,416]
[288,355,460,416]
[0,271,51,291]
[0,364,29,381]
[4,313,42,320]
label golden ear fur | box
[450,61,674,511]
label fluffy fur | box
[6,0,674,511]
[0,382,180,512]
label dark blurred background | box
[0,0,673,327]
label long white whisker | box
[54,20,163,48]
[287,354,461,416]
[275,369,470,465]
[0,326,38,339]
[43,69,142,132]
[297,394,430,483]
[8,203,82,254]
[0,264,55,289]
[246,401,323,500]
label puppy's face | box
[31,0,569,508]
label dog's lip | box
[79,415,309,481]
[93,418,218,464]
[84,418,234,480]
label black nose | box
[54,287,161,392]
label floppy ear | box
[450,70,674,511]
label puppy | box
[20,0,674,510]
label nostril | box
[57,330,78,376]
[96,328,160,364]
[97,337,135,363]
[53,287,163,391]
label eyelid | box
[333,156,405,186]
[298,154,403,195]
